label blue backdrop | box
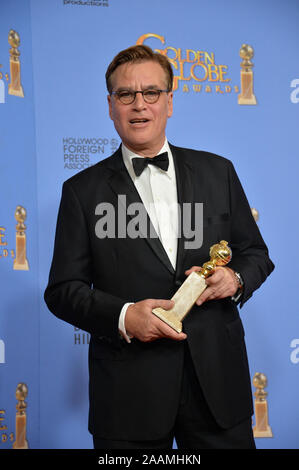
[0,0,298,449]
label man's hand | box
[184,266,239,306]
[125,299,187,343]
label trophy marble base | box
[152,271,207,333]
[12,441,29,449]
[253,427,273,438]
[8,59,24,98]
[12,413,29,449]
[253,401,273,438]
[8,84,24,98]
[238,70,256,105]
[13,227,29,271]
[238,95,257,105]
[13,259,29,271]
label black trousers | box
[93,343,256,450]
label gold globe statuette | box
[238,44,257,105]
[13,205,29,271]
[152,241,232,333]
[12,383,29,449]
[8,29,24,98]
[252,372,273,438]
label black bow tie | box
[132,152,169,177]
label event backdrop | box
[0,0,298,449]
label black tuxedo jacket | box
[44,144,274,440]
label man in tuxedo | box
[44,45,274,449]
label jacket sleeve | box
[44,181,127,343]
[226,161,274,307]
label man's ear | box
[167,91,173,118]
[107,94,113,120]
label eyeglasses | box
[111,89,169,105]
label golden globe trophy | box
[8,29,24,98]
[238,44,257,105]
[152,240,232,333]
[13,206,29,271]
[252,372,273,438]
[12,383,29,449]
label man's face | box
[108,60,173,157]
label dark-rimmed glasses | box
[110,89,169,105]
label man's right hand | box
[125,299,187,343]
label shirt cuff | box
[119,302,134,343]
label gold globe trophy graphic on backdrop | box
[12,383,29,449]
[252,372,273,437]
[13,206,29,271]
[238,44,257,105]
[8,29,24,98]
[152,240,232,333]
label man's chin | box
[122,138,152,153]
[122,136,165,156]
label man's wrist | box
[234,271,244,289]
[231,270,244,302]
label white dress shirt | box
[118,139,179,342]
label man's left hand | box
[184,266,239,306]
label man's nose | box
[133,92,147,110]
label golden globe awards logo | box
[0,206,29,270]
[252,373,272,438]
[0,383,29,448]
[0,408,14,446]
[0,226,15,261]
[136,34,257,105]
[0,29,24,103]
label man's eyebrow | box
[142,85,160,90]
[114,87,133,92]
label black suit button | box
[175,280,182,287]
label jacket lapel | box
[107,147,175,275]
[170,144,195,281]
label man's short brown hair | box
[105,45,173,94]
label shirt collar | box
[121,139,174,181]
